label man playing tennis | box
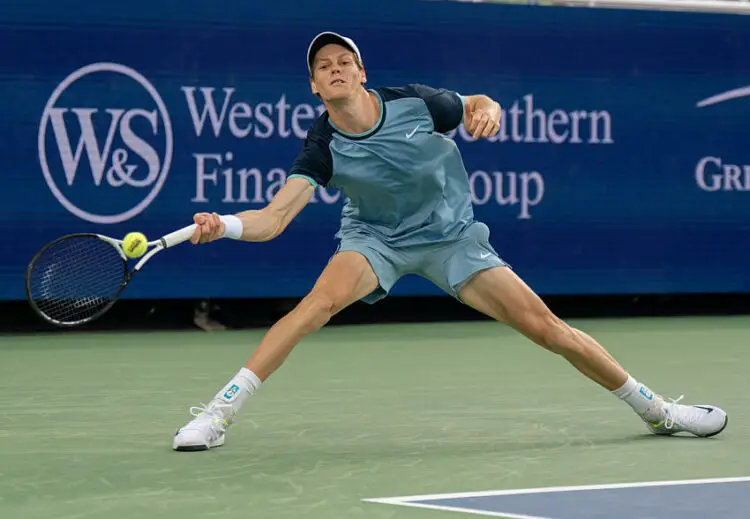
[172,32,728,451]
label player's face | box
[311,44,365,102]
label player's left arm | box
[462,94,502,141]
[405,84,501,140]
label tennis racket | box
[25,224,198,328]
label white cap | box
[307,31,363,74]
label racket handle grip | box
[161,224,198,248]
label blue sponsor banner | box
[2,0,750,301]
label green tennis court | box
[1,316,747,518]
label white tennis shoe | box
[173,401,234,451]
[645,395,728,438]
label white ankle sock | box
[612,375,663,419]
[212,368,262,413]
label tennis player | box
[172,32,728,451]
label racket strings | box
[28,236,128,325]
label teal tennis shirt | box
[289,84,473,247]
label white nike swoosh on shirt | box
[406,125,420,138]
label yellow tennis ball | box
[122,232,148,258]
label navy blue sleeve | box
[380,84,465,133]
[288,115,334,187]
[410,84,465,133]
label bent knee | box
[295,290,347,331]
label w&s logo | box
[38,63,173,224]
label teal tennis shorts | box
[337,221,508,304]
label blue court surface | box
[364,476,750,518]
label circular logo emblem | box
[38,62,173,224]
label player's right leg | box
[172,250,381,451]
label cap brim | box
[307,32,362,73]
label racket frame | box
[25,224,197,328]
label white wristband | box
[220,214,244,240]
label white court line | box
[362,475,750,510]
[364,498,553,519]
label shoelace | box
[187,402,235,434]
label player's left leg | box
[421,222,728,438]
[461,266,628,390]
[457,266,727,437]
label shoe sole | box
[174,444,211,452]
[702,414,729,438]
[649,413,729,438]
[173,435,226,452]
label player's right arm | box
[190,116,334,245]
[190,178,315,244]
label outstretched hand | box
[190,212,225,244]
